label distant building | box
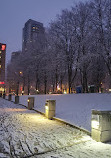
[22,19,45,53]
[0,43,6,92]
[11,51,21,62]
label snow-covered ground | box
[0,98,111,158]
[15,93,111,131]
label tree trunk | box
[44,72,47,94]
[55,68,58,92]
[16,81,19,96]
[27,74,30,95]
[82,73,88,93]
[68,67,72,94]
[60,77,63,92]
[35,72,39,91]
[22,77,25,95]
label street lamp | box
[20,71,23,75]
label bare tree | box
[48,9,79,93]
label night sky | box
[0,0,86,63]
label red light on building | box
[0,82,5,84]
[1,45,6,51]
[0,44,6,51]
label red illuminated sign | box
[0,44,6,51]
[0,82,5,84]
[1,45,6,51]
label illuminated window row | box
[32,26,38,30]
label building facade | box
[11,51,21,62]
[22,19,45,53]
[0,43,6,92]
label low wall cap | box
[92,110,111,115]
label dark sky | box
[0,0,86,63]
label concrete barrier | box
[8,94,12,101]
[91,110,111,142]
[27,97,34,110]
[15,96,19,104]
[3,93,5,99]
[0,93,2,97]
[45,100,56,119]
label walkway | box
[0,98,111,158]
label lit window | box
[0,56,1,58]
[0,65,1,68]
[0,51,1,54]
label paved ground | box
[0,98,111,158]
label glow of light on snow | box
[51,94,62,96]
[16,113,52,125]
[0,108,27,112]
[91,120,99,129]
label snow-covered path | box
[0,98,111,158]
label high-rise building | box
[11,51,21,62]
[22,19,45,53]
[0,43,6,81]
[0,43,6,92]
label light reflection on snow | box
[0,108,27,112]
[15,113,52,125]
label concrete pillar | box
[3,93,5,99]
[27,97,34,110]
[91,110,111,142]
[45,100,56,119]
[15,96,19,104]
[8,94,12,101]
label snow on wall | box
[18,93,111,131]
